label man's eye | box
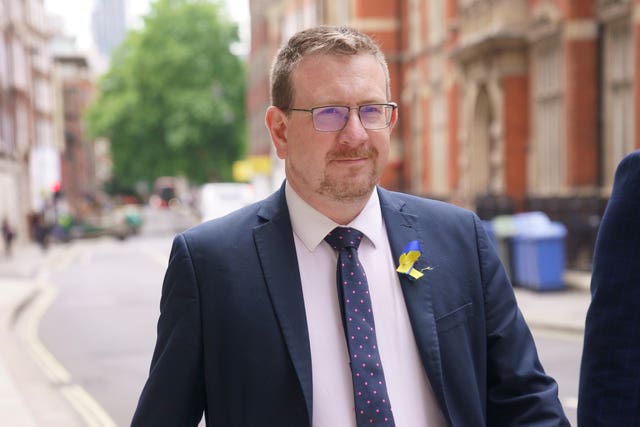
[360,105,383,114]
[318,107,342,116]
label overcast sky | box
[44,0,249,53]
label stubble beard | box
[318,146,380,202]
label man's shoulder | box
[185,200,264,237]
[612,150,640,199]
[624,149,640,161]
[181,189,287,243]
[171,203,265,259]
[378,187,472,217]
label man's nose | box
[339,109,368,142]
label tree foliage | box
[87,0,246,188]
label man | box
[1,217,15,257]
[132,25,568,426]
[578,150,640,426]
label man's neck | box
[288,183,375,225]
[321,198,370,225]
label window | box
[2,112,14,155]
[16,101,29,153]
[410,79,424,194]
[11,39,28,90]
[531,39,565,194]
[430,88,448,195]
[408,0,421,53]
[428,0,445,46]
[281,2,318,42]
[0,37,7,89]
[603,19,634,187]
[34,78,53,112]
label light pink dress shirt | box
[285,183,446,427]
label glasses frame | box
[289,102,397,132]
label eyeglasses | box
[289,103,397,132]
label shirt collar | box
[285,181,384,252]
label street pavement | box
[0,242,86,426]
[0,240,592,426]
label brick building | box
[54,54,101,221]
[247,0,639,268]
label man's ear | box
[265,106,289,160]
[389,104,399,130]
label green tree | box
[87,0,246,189]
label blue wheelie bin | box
[512,213,567,291]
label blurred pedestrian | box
[32,212,49,251]
[579,149,640,426]
[132,25,569,426]
[1,217,15,257]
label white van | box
[199,183,257,222]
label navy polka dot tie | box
[325,227,395,426]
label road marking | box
[15,243,119,427]
[531,327,584,342]
[562,396,579,409]
[139,245,170,267]
[18,285,71,385]
[40,243,82,275]
[61,384,118,427]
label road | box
[36,206,192,426]
[533,330,582,426]
[31,206,582,426]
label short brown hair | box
[269,25,390,111]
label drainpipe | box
[596,21,604,190]
[395,0,406,192]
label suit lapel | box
[253,188,313,420]
[378,188,448,415]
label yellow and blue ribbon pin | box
[396,240,425,280]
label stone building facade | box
[0,0,57,241]
[0,0,100,243]
[246,0,640,268]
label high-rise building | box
[91,0,127,57]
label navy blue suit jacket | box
[579,150,640,426]
[132,185,568,426]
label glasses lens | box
[312,106,349,131]
[359,104,392,130]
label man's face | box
[268,53,396,208]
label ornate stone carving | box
[597,0,631,22]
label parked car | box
[65,204,143,241]
[199,183,257,222]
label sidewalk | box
[514,270,592,334]
[0,241,593,426]
[0,243,47,279]
[0,242,84,426]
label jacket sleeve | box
[476,214,570,426]
[578,150,640,426]
[131,233,205,426]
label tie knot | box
[324,227,364,251]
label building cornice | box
[450,31,528,64]
[597,0,632,23]
[527,12,562,43]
